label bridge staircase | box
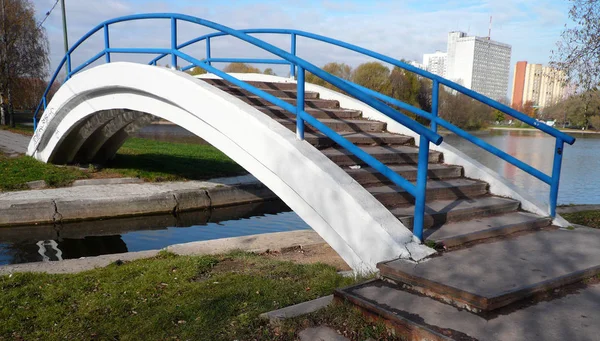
[202,78,551,246]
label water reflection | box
[0,200,311,266]
[444,130,600,205]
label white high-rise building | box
[422,51,447,77]
[445,31,512,100]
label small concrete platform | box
[378,227,600,311]
[425,211,551,247]
[338,279,600,341]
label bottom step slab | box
[336,279,600,341]
[426,211,552,248]
[378,227,600,312]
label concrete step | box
[367,179,489,207]
[306,132,414,148]
[322,145,443,166]
[239,96,340,109]
[345,164,462,185]
[257,106,361,119]
[391,196,521,230]
[425,211,552,248]
[377,227,600,312]
[276,118,386,133]
[335,278,600,341]
[212,84,319,99]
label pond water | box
[0,200,311,266]
[443,129,600,205]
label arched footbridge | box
[29,14,576,273]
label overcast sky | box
[32,0,573,94]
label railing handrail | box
[33,13,442,146]
[159,28,575,146]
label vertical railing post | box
[66,53,72,80]
[104,24,111,63]
[206,37,212,66]
[296,65,305,140]
[431,79,439,133]
[42,96,47,110]
[171,17,177,70]
[290,33,297,78]
[413,135,431,242]
[549,138,565,217]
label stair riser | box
[349,167,462,186]
[398,200,520,230]
[279,120,386,134]
[258,107,361,120]
[240,96,340,109]
[373,183,488,207]
[217,86,319,99]
[433,218,552,248]
[240,80,299,91]
[327,151,442,166]
[307,136,414,149]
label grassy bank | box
[0,155,88,191]
[103,138,246,182]
[0,136,247,191]
[562,210,600,228]
[0,251,394,341]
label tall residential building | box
[422,51,447,77]
[510,61,566,110]
[445,31,512,100]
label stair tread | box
[322,145,426,157]
[275,118,379,125]
[307,131,411,141]
[259,105,358,114]
[390,196,520,217]
[425,211,551,246]
[379,227,600,312]
[367,178,486,194]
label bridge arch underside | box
[28,62,434,273]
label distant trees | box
[223,63,261,74]
[551,0,600,92]
[0,0,49,125]
[186,66,207,76]
[306,62,352,90]
[543,90,600,129]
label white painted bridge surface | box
[27,62,435,273]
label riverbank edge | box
[0,175,276,227]
[0,230,326,275]
[489,127,600,135]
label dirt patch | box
[261,243,351,272]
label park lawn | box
[0,251,395,341]
[101,138,247,182]
[0,155,89,191]
[561,210,600,229]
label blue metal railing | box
[159,27,576,220]
[33,14,574,242]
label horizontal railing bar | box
[206,58,290,65]
[176,50,418,196]
[172,28,575,145]
[69,51,106,75]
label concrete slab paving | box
[345,279,600,341]
[0,175,276,226]
[299,326,350,341]
[0,129,30,154]
[380,227,600,311]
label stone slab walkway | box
[0,129,30,154]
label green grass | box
[0,124,34,136]
[561,210,600,229]
[0,155,88,191]
[103,138,246,182]
[0,251,393,341]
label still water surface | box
[0,201,310,266]
[444,129,600,205]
